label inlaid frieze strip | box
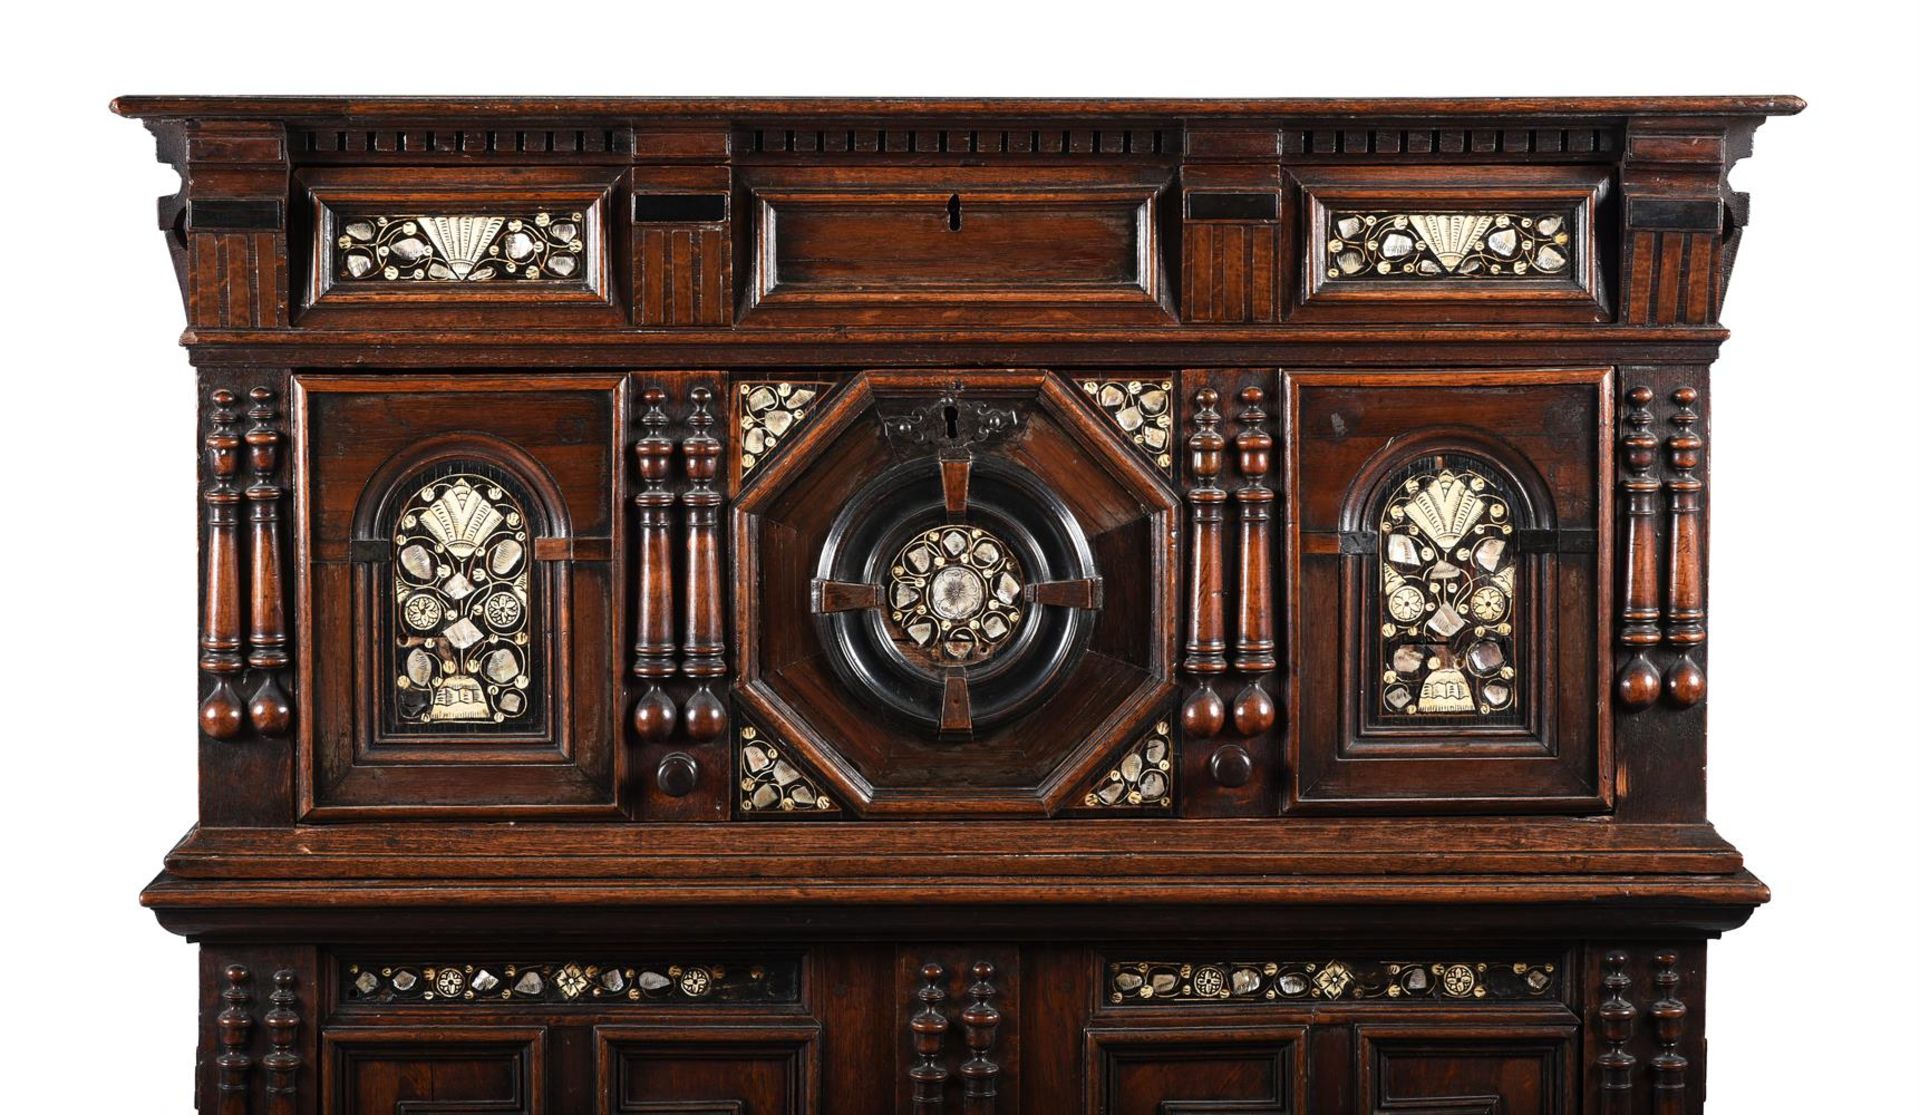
[960,962,1003,1115]
[680,387,728,741]
[1106,959,1558,1004]
[1180,388,1229,738]
[199,390,247,741]
[244,387,292,736]
[1597,952,1637,1115]
[216,965,254,1115]
[345,958,799,1005]
[630,388,677,742]
[1650,953,1690,1114]
[738,381,828,480]
[1663,388,1707,706]
[909,962,951,1114]
[737,724,837,814]
[1616,386,1663,710]
[1325,211,1574,278]
[262,971,301,1115]
[1084,720,1174,808]
[1078,378,1174,473]
[333,211,585,281]
[1231,386,1278,734]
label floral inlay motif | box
[336,211,586,282]
[391,472,535,728]
[885,526,1025,663]
[1106,959,1556,1004]
[1079,379,1174,472]
[344,960,798,1005]
[1326,211,1574,279]
[1086,721,1174,808]
[738,725,837,814]
[1378,459,1520,718]
[738,382,827,478]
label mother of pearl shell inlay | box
[884,526,1024,663]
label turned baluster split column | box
[1649,952,1690,1115]
[959,961,1002,1115]
[631,387,678,742]
[908,962,951,1113]
[680,386,728,742]
[1231,386,1277,735]
[261,970,301,1115]
[199,390,246,740]
[1616,386,1663,710]
[216,964,254,1115]
[244,386,292,736]
[1181,388,1228,738]
[1663,388,1706,706]
[1597,951,1638,1115]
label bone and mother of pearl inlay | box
[1327,211,1574,279]
[884,526,1025,663]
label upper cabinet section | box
[115,97,1799,339]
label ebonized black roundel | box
[814,456,1096,734]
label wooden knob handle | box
[655,752,699,797]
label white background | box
[1,1,1913,1108]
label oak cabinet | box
[117,93,1796,1112]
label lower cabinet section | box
[204,941,1705,1114]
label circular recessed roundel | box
[886,525,1025,662]
[814,455,1097,734]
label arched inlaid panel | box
[384,463,544,734]
[1373,452,1526,724]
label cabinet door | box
[296,374,627,817]
[1287,370,1612,812]
[595,1024,819,1114]
[1357,1022,1577,1114]
[1085,1025,1309,1114]
[323,1026,547,1115]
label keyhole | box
[943,404,960,439]
[946,193,962,231]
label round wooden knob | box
[1209,743,1253,788]
[655,751,699,797]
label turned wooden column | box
[1663,388,1707,706]
[1181,388,1228,738]
[680,386,728,742]
[631,387,678,742]
[243,386,292,736]
[1231,385,1277,735]
[198,389,246,740]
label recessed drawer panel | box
[742,166,1174,325]
[296,166,622,326]
[1289,165,1612,322]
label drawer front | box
[1288,165,1612,322]
[1287,370,1613,812]
[297,166,623,326]
[741,166,1175,325]
[295,374,628,817]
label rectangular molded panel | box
[741,167,1173,325]
[295,374,628,819]
[323,1026,547,1115]
[296,165,624,327]
[1286,369,1613,814]
[1289,164,1612,322]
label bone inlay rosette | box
[1326,211,1574,278]
[1079,378,1174,472]
[1107,959,1558,1004]
[391,472,535,727]
[886,525,1025,662]
[1378,460,1520,718]
[335,211,585,281]
[344,959,799,1005]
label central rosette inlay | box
[886,526,1025,662]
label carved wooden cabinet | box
[116,94,1799,1114]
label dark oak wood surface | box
[118,93,1795,1114]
